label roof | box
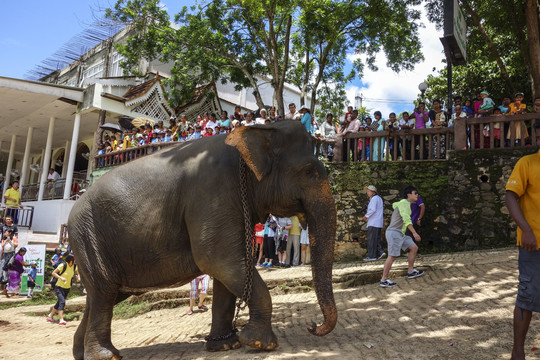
[123,74,164,102]
[176,82,218,113]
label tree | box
[424,0,540,103]
[289,0,424,116]
[108,0,426,114]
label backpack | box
[49,262,76,289]
[2,253,16,271]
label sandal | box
[187,310,193,315]
[198,304,208,311]
[58,320,67,325]
[46,318,55,323]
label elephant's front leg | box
[237,269,278,350]
[207,269,277,351]
[206,278,242,351]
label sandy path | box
[0,248,538,359]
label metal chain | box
[206,157,254,342]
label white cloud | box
[345,13,445,119]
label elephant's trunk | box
[305,179,337,336]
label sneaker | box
[27,294,32,298]
[265,263,273,268]
[407,269,425,279]
[380,279,397,288]
[363,257,377,262]
[259,262,267,267]
[377,252,387,260]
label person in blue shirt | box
[188,126,203,140]
[51,247,63,268]
[299,106,312,133]
[27,261,38,298]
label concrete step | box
[18,229,59,250]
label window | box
[110,52,126,77]
[83,61,104,80]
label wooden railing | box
[323,113,539,162]
[94,141,178,169]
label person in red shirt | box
[203,127,214,137]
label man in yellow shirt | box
[505,120,540,360]
[4,180,21,224]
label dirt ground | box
[0,248,539,359]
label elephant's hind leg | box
[82,288,124,360]
[73,306,89,360]
[206,278,241,352]
[74,292,130,360]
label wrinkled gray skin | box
[69,121,337,360]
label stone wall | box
[327,147,538,261]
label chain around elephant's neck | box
[234,157,255,330]
[205,157,254,342]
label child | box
[477,91,495,116]
[51,247,63,268]
[27,261,37,298]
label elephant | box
[68,120,337,360]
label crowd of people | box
[317,92,540,161]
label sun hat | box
[365,185,377,192]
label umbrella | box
[131,118,155,128]
[100,123,123,132]
[118,116,134,130]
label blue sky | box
[0,1,445,117]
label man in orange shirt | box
[506,120,540,360]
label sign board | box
[453,0,467,62]
[441,0,467,65]
[20,244,46,294]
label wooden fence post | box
[454,118,468,150]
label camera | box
[359,204,368,213]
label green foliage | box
[422,0,533,107]
[107,0,425,113]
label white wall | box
[25,199,76,234]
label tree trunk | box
[525,0,540,97]
[462,0,516,95]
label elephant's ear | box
[225,126,273,181]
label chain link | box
[206,157,255,343]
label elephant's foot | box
[84,344,122,360]
[205,333,242,352]
[239,322,278,350]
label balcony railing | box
[94,141,178,169]
[322,112,539,162]
[0,204,34,229]
[21,177,90,202]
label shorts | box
[277,240,287,253]
[255,236,263,245]
[385,229,415,257]
[300,229,309,245]
[190,275,210,299]
[516,247,540,313]
[27,280,35,288]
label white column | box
[61,140,70,178]
[86,133,95,180]
[2,135,17,197]
[35,149,45,184]
[63,113,81,200]
[38,117,55,201]
[20,127,33,187]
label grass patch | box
[113,299,151,319]
[0,285,85,311]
